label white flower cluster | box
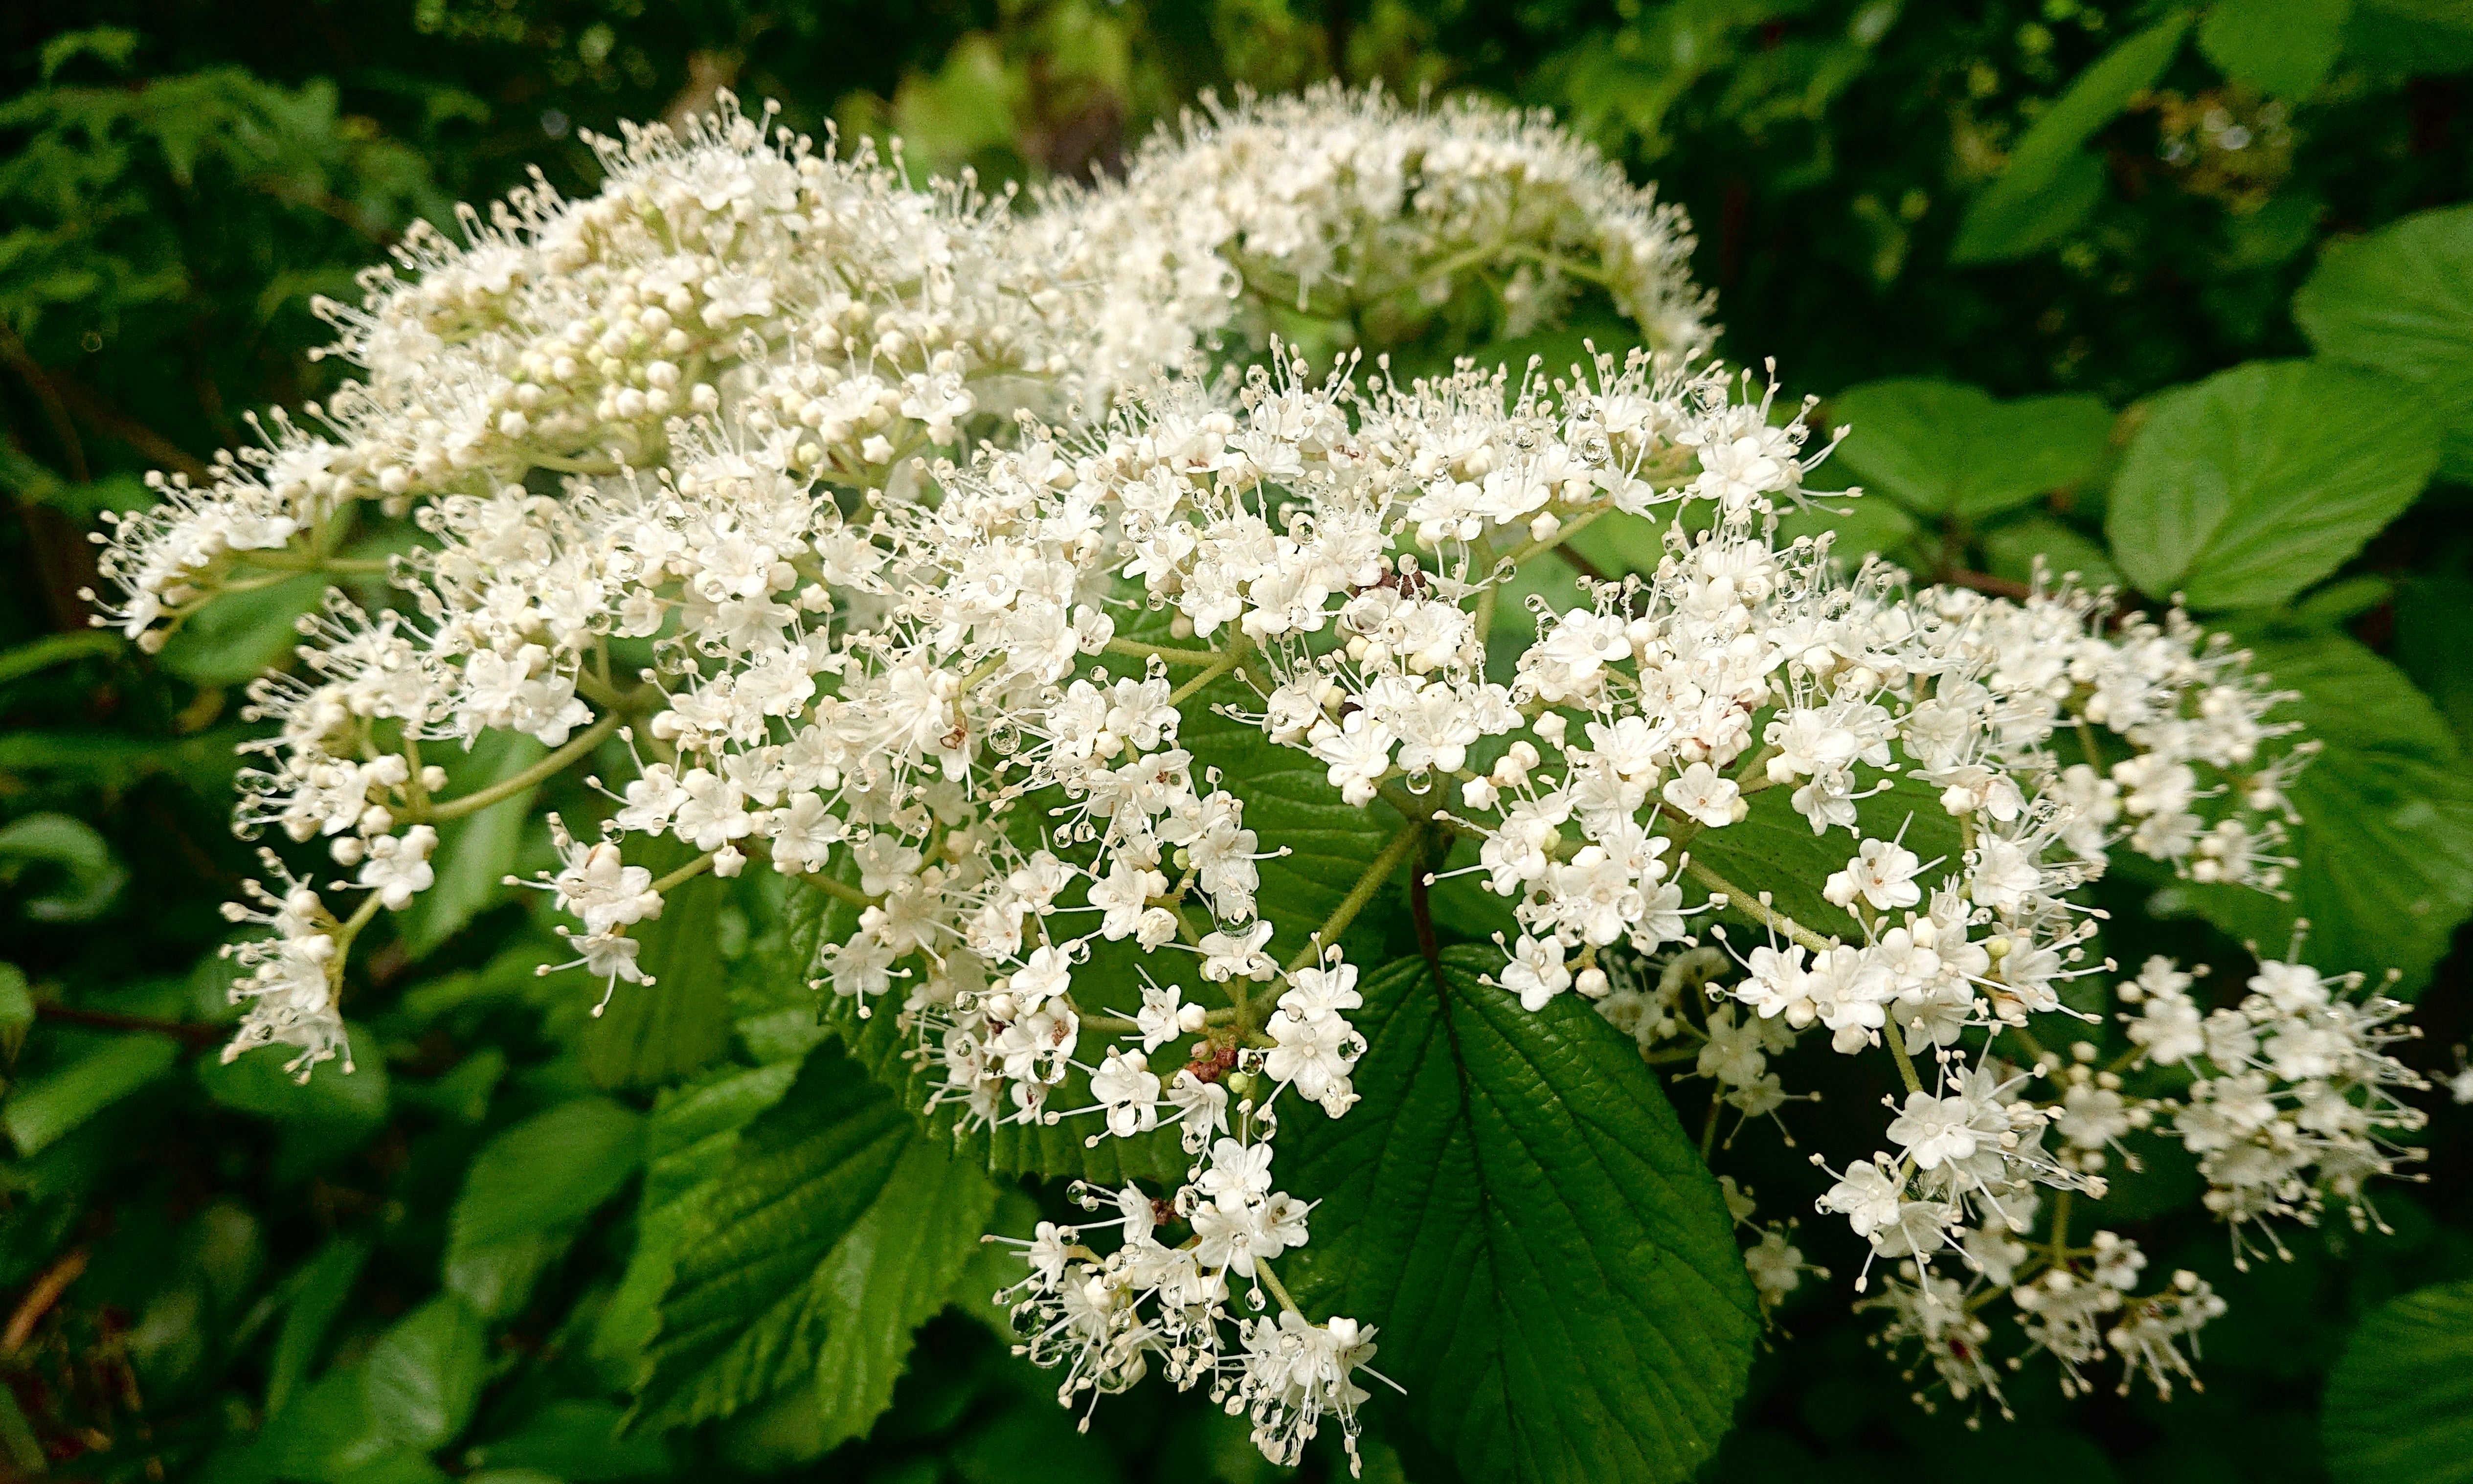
[2123,955,2427,1239]
[1037,84,1714,391]
[1608,935,2425,1412]
[996,1125,1387,1470]
[80,88,2426,1461]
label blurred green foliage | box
[3,2,2471,1482]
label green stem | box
[799,869,877,909]
[1496,503,1615,572]
[1254,1259,1305,1320]
[1103,637,1230,669]
[1168,650,1241,705]
[650,852,717,895]
[424,705,633,822]
[1885,1034,1924,1096]
[399,734,429,815]
[1286,820,1424,974]
[331,885,387,956]
[1683,858,1834,955]
[243,551,393,576]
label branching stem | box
[1103,637,1228,669]
[425,705,634,821]
[1287,819,1424,974]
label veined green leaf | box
[2323,1280,2473,1484]
[1285,947,1757,1484]
[2105,360,2439,610]
[808,1127,1001,1450]
[634,1043,993,1431]
[2153,628,2473,993]
[1827,380,2113,518]
[592,1060,803,1377]
[2294,203,2473,481]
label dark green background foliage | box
[4,2,2472,1482]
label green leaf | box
[443,1230,567,1326]
[581,841,731,1090]
[0,812,128,922]
[268,1237,373,1418]
[2347,0,2473,71]
[1776,493,1923,572]
[808,1123,1001,1450]
[362,1295,488,1452]
[945,1400,1127,1484]
[0,630,117,688]
[2394,575,2473,749]
[0,1384,45,1476]
[593,1061,802,1376]
[635,1043,992,1429]
[1286,946,1757,1484]
[1982,514,2129,591]
[255,1364,394,1483]
[198,1021,389,1131]
[2287,573,2392,628]
[157,571,323,686]
[1827,379,2113,518]
[2200,0,2352,95]
[2105,360,2440,609]
[2155,629,2473,992]
[0,963,33,1059]
[448,1096,644,1255]
[334,1454,452,1484]
[1688,771,1967,942]
[3,1033,179,1155]
[394,732,546,961]
[1953,13,2195,263]
[2322,1280,2473,1484]
[1951,151,2107,264]
[2294,203,2473,481]
[466,1400,672,1482]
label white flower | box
[1166,1069,1231,1150]
[1823,837,1923,913]
[1500,934,1572,1012]
[1661,762,1742,828]
[1199,921,1277,982]
[1091,1051,1162,1138]
[1198,1137,1277,1210]
[356,825,438,910]
[1819,1158,1904,1238]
